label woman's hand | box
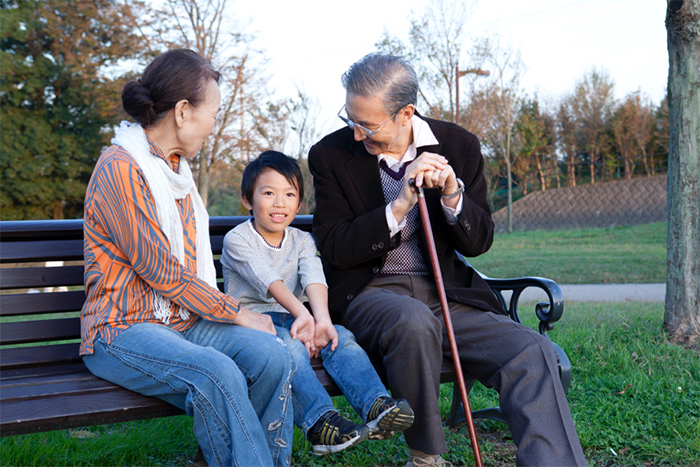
[232,307,277,335]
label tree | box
[150,0,287,206]
[285,89,328,214]
[631,94,656,177]
[0,0,146,220]
[556,98,579,187]
[376,0,480,120]
[664,0,700,346]
[611,92,656,180]
[566,69,615,184]
[477,44,525,233]
[515,97,556,192]
[406,0,475,119]
[652,96,670,174]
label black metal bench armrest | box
[484,276,564,336]
[481,275,571,391]
[457,255,564,337]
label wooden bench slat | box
[1,362,89,381]
[0,265,85,290]
[0,291,85,317]
[0,219,83,241]
[439,361,459,383]
[1,368,116,400]
[0,389,183,437]
[210,235,225,255]
[0,318,80,345]
[0,343,81,370]
[0,240,85,264]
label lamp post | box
[455,64,490,124]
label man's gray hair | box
[341,53,418,115]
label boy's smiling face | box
[243,168,301,246]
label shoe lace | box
[367,396,391,421]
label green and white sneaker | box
[307,411,369,456]
[366,396,414,440]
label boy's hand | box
[290,310,317,356]
[313,317,338,356]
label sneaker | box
[366,396,414,440]
[307,411,369,456]
[406,454,453,467]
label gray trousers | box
[344,275,587,467]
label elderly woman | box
[81,49,293,467]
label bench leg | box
[194,445,205,464]
[552,342,572,393]
[445,378,505,427]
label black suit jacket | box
[308,115,504,322]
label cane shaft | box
[416,188,483,467]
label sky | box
[239,0,669,137]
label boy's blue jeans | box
[83,320,293,467]
[268,312,389,433]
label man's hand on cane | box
[391,152,459,224]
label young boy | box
[220,151,414,456]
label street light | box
[455,64,490,124]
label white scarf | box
[111,121,217,324]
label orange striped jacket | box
[80,140,239,355]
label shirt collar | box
[377,114,439,171]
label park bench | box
[0,215,570,440]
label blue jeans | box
[83,320,293,467]
[267,312,388,433]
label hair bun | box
[121,80,157,126]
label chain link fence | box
[492,175,667,232]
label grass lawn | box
[467,222,667,284]
[2,302,698,467]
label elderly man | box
[308,52,586,467]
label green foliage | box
[0,0,146,220]
[554,303,700,466]
[468,222,667,284]
[0,417,199,466]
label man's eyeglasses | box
[337,105,399,137]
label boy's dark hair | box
[241,151,304,207]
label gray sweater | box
[220,219,327,314]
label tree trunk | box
[506,161,513,233]
[52,200,64,220]
[535,156,545,191]
[552,157,561,188]
[567,155,576,187]
[506,122,514,234]
[665,0,700,345]
[641,147,651,176]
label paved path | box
[506,283,666,303]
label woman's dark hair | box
[121,48,221,128]
[241,151,304,208]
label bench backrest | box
[0,216,314,372]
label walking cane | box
[410,179,484,467]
